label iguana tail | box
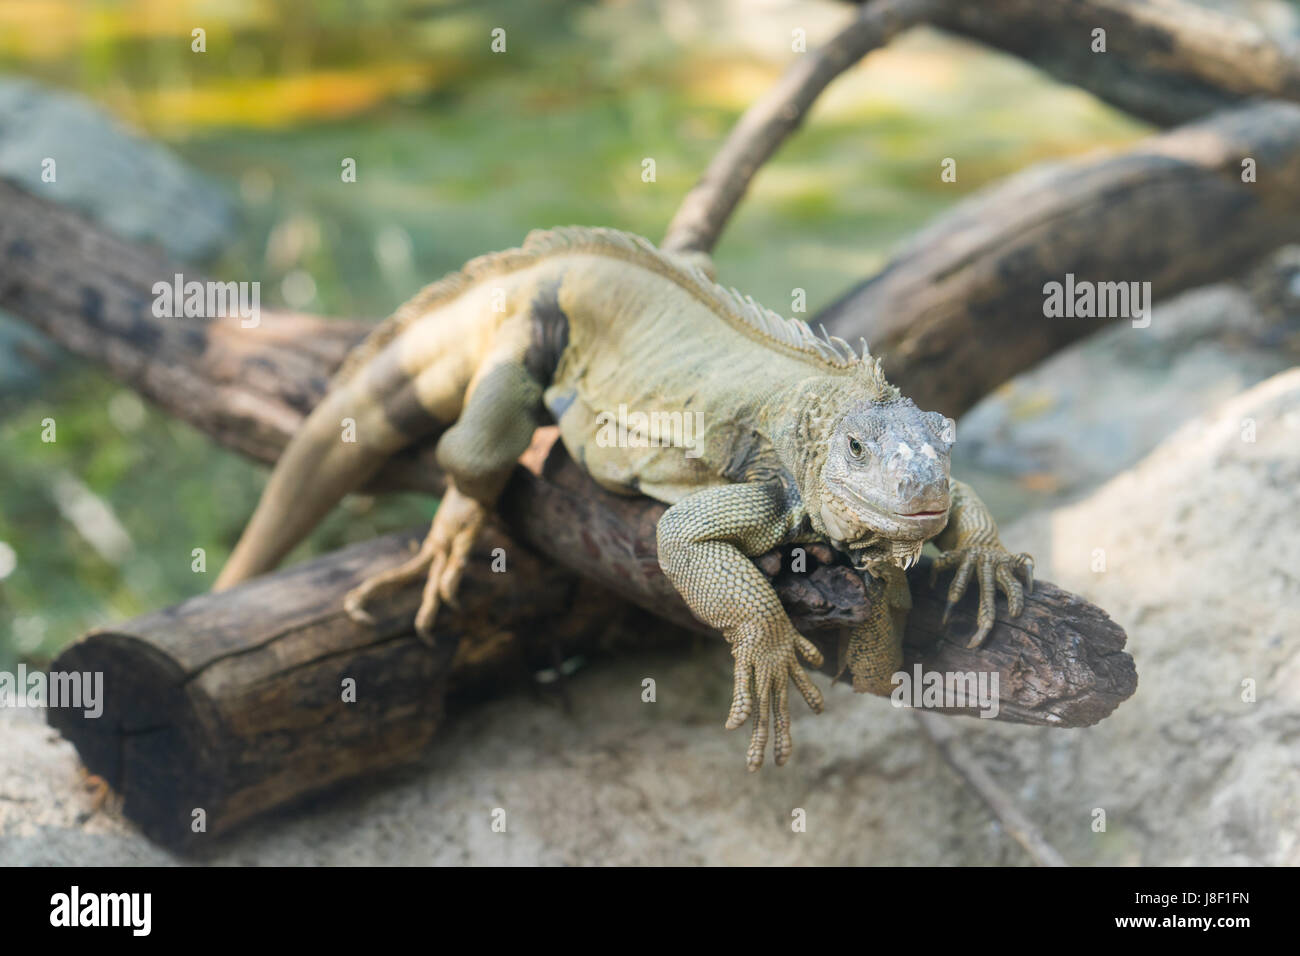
[213,370,435,590]
[213,286,501,590]
[215,224,706,591]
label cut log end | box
[45,526,647,848]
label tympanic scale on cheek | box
[819,501,856,543]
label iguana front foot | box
[343,486,487,640]
[929,546,1033,648]
[725,621,824,772]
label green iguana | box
[215,227,1032,771]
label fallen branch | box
[814,100,1300,413]
[503,429,1135,732]
[913,711,1069,867]
[929,0,1300,127]
[44,524,659,848]
[47,490,1133,848]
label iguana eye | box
[847,437,864,460]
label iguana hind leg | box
[214,306,482,592]
[214,381,422,590]
[345,359,542,638]
[342,486,485,634]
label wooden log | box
[501,429,1135,731]
[48,465,1133,848]
[45,524,659,848]
[927,0,1300,127]
[814,100,1300,415]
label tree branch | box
[46,510,1132,848]
[929,0,1300,127]
[661,0,937,254]
[815,100,1300,414]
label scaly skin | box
[214,227,1033,770]
[656,482,825,768]
[931,480,1034,648]
[837,566,909,696]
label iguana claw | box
[930,546,1033,648]
[725,621,824,772]
[344,486,485,642]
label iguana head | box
[801,362,954,571]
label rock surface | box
[0,77,236,389]
[0,77,234,262]
[3,369,1296,866]
[952,252,1300,522]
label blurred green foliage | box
[0,0,1144,668]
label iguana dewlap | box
[215,227,1032,770]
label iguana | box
[215,227,1032,770]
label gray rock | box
[952,255,1300,523]
[2,372,1296,864]
[0,76,235,262]
[0,76,237,388]
[991,368,1300,865]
